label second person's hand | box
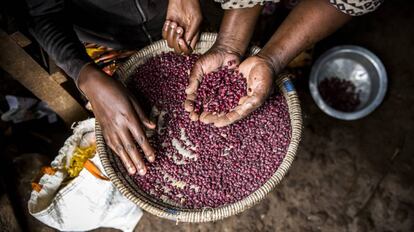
[184,44,242,121]
[162,0,202,54]
[78,64,156,176]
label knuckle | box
[131,126,143,138]
[125,144,137,153]
[136,136,145,145]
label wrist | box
[213,35,246,58]
[77,63,103,96]
[256,50,283,75]
[214,5,262,57]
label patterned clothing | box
[215,0,383,16]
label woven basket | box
[96,32,302,223]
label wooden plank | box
[9,31,32,48]
[0,30,88,125]
[50,71,69,85]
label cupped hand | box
[78,64,156,176]
[184,45,241,121]
[200,55,276,127]
[162,0,202,54]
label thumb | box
[186,63,203,94]
[130,98,156,129]
[184,21,200,46]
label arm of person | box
[26,0,156,175]
[257,0,351,74]
[184,5,263,120]
[208,0,352,127]
[26,0,93,81]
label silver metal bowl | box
[309,45,387,120]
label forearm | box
[29,13,92,82]
[215,5,263,55]
[258,0,351,73]
[26,0,93,82]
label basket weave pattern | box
[96,33,302,222]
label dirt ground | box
[1,0,414,231]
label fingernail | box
[138,168,146,176]
[179,40,184,45]
[148,155,155,162]
[176,28,183,34]
[128,166,136,174]
[164,22,170,31]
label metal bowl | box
[309,45,387,120]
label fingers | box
[184,93,197,112]
[199,94,264,127]
[173,27,183,53]
[129,97,156,162]
[129,123,156,163]
[178,38,191,55]
[162,20,170,40]
[126,96,156,165]
[184,65,202,116]
[166,21,177,49]
[130,98,156,129]
[164,20,194,54]
[184,21,198,45]
[199,111,215,124]
[107,135,136,175]
[199,111,225,124]
[189,111,199,121]
[175,28,191,54]
[186,63,203,95]
[214,96,263,127]
[185,22,200,49]
[166,22,189,54]
[118,130,147,176]
[189,31,200,51]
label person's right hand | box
[78,63,156,176]
[184,44,241,121]
[162,0,202,54]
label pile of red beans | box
[127,52,291,209]
[318,77,361,112]
[194,66,246,113]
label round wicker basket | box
[96,32,302,223]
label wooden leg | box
[0,29,88,125]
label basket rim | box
[96,32,302,223]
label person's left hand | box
[162,0,202,54]
[200,55,276,127]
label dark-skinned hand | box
[162,0,202,54]
[184,44,241,121]
[198,55,275,127]
[78,63,156,176]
